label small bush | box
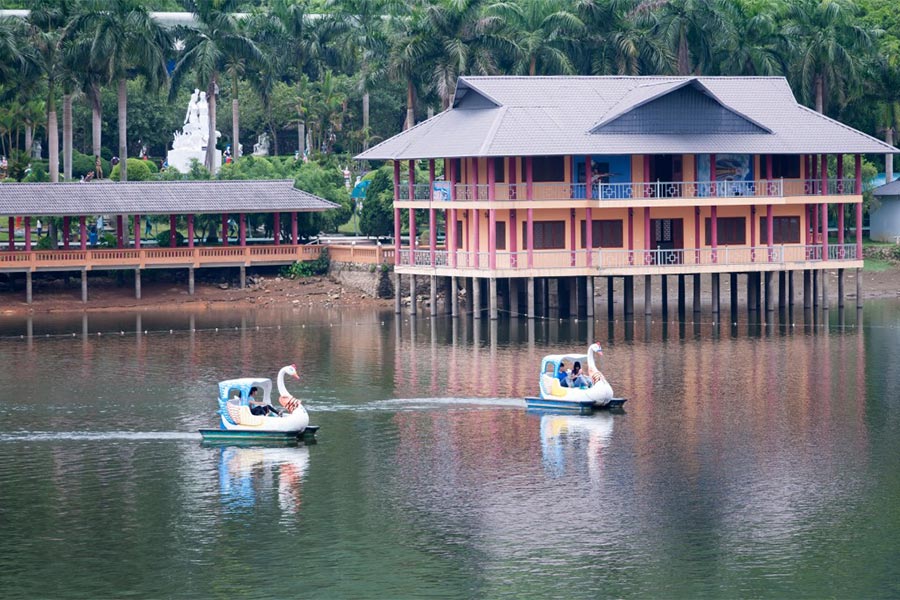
[155,229,185,247]
[282,248,329,278]
[35,235,54,249]
[110,158,152,181]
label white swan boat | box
[525,343,626,412]
[199,364,317,443]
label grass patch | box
[864,258,894,272]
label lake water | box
[0,302,898,599]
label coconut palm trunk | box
[362,90,370,150]
[206,77,218,172]
[886,128,895,183]
[815,74,824,114]
[405,80,415,130]
[25,124,32,157]
[90,86,102,162]
[117,78,128,181]
[63,93,72,180]
[48,94,59,183]
[232,98,239,159]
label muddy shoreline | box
[1,266,898,316]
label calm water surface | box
[0,303,898,599]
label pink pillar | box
[273,213,280,246]
[449,158,457,268]
[766,154,773,196]
[393,161,401,257]
[643,206,650,265]
[429,159,436,267]
[750,205,756,260]
[116,215,124,248]
[526,156,534,269]
[766,204,774,261]
[134,215,141,249]
[187,214,195,248]
[838,201,845,257]
[63,216,70,249]
[221,214,228,246]
[585,206,593,267]
[627,208,634,264]
[509,157,517,200]
[709,154,717,197]
[820,154,828,196]
[813,201,819,244]
[291,212,298,244]
[488,156,496,270]
[569,208,576,266]
[24,216,31,251]
[239,213,247,246]
[7,217,13,250]
[821,202,828,258]
[643,155,651,197]
[855,201,863,258]
[170,215,177,247]
[837,155,844,193]
[472,209,478,267]
[711,205,718,263]
[79,216,86,250]
[408,161,416,255]
[694,207,700,264]
[510,208,518,268]
[854,154,862,195]
[586,154,592,199]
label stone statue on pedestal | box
[252,132,270,156]
[168,88,221,173]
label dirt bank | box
[1,264,898,316]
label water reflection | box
[217,446,309,516]
[539,412,614,481]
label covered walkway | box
[0,179,341,303]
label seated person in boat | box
[557,363,570,388]
[248,386,281,417]
[568,361,592,389]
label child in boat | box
[248,386,281,417]
[568,362,592,388]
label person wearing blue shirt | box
[557,363,569,388]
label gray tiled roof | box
[357,76,899,160]
[0,179,340,216]
[873,179,900,196]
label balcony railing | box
[395,244,859,271]
[396,178,859,202]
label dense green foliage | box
[0,0,898,231]
[281,248,330,277]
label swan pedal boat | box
[199,365,317,444]
[524,344,627,412]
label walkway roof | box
[357,76,899,160]
[0,179,340,217]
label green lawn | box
[864,258,895,272]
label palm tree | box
[635,0,729,76]
[487,0,584,76]
[713,0,785,76]
[23,1,75,183]
[386,7,431,129]
[574,0,669,76]
[172,0,265,171]
[420,0,511,109]
[783,0,879,114]
[325,0,395,150]
[76,0,170,182]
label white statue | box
[168,87,221,174]
[252,132,270,156]
[31,140,42,159]
[184,89,199,126]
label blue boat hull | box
[199,425,319,445]
[525,397,627,412]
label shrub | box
[281,248,329,278]
[35,235,54,250]
[71,150,110,180]
[155,229,185,247]
[110,158,152,181]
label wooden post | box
[79,216,87,250]
[677,274,685,319]
[489,277,498,320]
[526,157,534,268]
[221,214,229,247]
[644,274,652,316]
[81,269,88,303]
[586,276,594,318]
[273,213,280,246]
[171,215,178,247]
[7,216,13,251]
[451,275,459,317]
[292,212,299,244]
[240,213,247,246]
[693,273,701,314]
[187,214,195,248]
[134,215,141,249]
[607,277,614,320]
[624,275,634,317]
[188,267,195,296]
[134,268,141,299]
[63,216,70,249]
[25,271,32,304]
[730,272,738,323]
[528,276,536,319]
[24,216,31,251]
[488,157,496,270]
